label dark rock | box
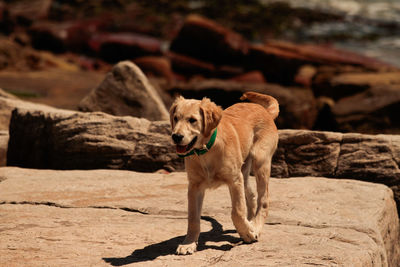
[88,32,163,63]
[167,51,216,78]
[170,14,249,66]
[332,84,400,134]
[312,66,400,100]
[79,61,169,121]
[230,70,266,83]
[167,79,318,130]
[133,56,174,83]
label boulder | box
[229,70,266,83]
[0,88,52,130]
[273,129,400,213]
[0,167,399,266]
[167,51,216,77]
[312,66,400,100]
[79,61,169,121]
[246,42,395,85]
[134,56,174,83]
[7,106,181,172]
[332,84,400,134]
[88,32,163,63]
[170,14,249,66]
[167,79,318,130]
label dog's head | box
[169,96,222,155]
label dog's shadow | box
[103,216,243,266]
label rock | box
[312,66,400,100]
[246,44,309,85]
[167,79,318,130]
[88,32,163,63]
[133,56,174,83]
[170,14,249,66]
[79,61,169,121]
[29,22,68,53]
[0,167,399,266]
[246,42,395,85]
[273,129,400,213]
[6,99,400,211]
[311,68,400,133]
[265,41,394,70]
[0,131,8,166]
[332,84,400,134]
[167,51,216,78]
[230,70,266,83]
[7,0,52,22]
[0,89,52,130]
[7,106,181,172]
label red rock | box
[88,32,162,63]
[167,51,216,77]
[267,41,394,70]
[133,56,174,83]
[246,44,309,85]
[230,70,266,83]
[170,14,249,66]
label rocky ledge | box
[0,167,399,266]
[5,104,400,214]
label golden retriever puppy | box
[169,92,279,255]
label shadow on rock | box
[103,216,242,266]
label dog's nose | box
[172,133,184,144]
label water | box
[261,0,400,67]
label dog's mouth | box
[176,136,197,154]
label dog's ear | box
[200,98,223,137]
[169,96,184,127]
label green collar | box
[178,129,217,158]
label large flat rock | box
[0,167,399,266]
[6,104,400,212]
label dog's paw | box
[239,224,259,243]
[176,242,197,255]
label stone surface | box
[0,130,8,166]
[0,167,399,266]
[79,61,169,121]
[7,106,181,172]
[6,102,400,211]
[273,130,400,213]
[170,14,248,66]
[167,79,318,130]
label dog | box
[169,92,279,255]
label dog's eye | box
[188,118,197,124]
[174,116,178,123]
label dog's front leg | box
[176,182,205,255]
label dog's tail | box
[240,92,279,120]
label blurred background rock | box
[1,0,399,134]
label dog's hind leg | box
[228,172,258,243]
[251,139,274,236]
[242,156,257,221]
